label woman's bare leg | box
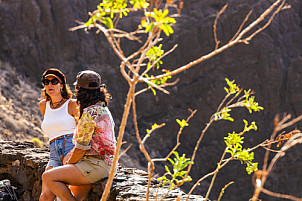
[40,166,56,201]
[42,164,91,201]
[70,185,92,201]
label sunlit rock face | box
[0,0,302,200]
[0,140,204,200]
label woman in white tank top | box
[42,70,116,201]
[39,68,79,201]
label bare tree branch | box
[143,0,287,82]
[214,4,228,50]
[261,188,302,201]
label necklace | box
[50,99,64,109]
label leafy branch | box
[69,0,291,200]
[157,151,193,190]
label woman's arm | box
[68,99,80,124]
[39,99,46,117]
[69,110,96,165]
[65,148,86,164]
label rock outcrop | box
[0,140,204,201]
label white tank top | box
[41,99,77,142]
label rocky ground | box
[0,140,204,201]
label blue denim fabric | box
[46,134,74,168]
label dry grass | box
[0,61,45,144]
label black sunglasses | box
[42,78,60,85]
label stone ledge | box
[0,140,204,201]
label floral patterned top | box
[73,102,116,166]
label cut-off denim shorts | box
[46,134,74,168]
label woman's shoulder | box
[84,104,97,113]
[68,99,78,106]
[39,99,47,106]
[38,99,47,116]
[84,102,107,114]
[67,99,79,118]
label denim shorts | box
[46,134,74,168]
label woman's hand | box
[65,148,86,165]
[63,147,75,165]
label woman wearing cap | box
[39,68,79,201]
[42,70,116,201]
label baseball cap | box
[42,68,66,84]
[74,70,101,90]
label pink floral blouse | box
[73,102,116,166]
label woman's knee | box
[39,191,55,201]
[42,166,53,182]
[42,171,51,183]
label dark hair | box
[40,68,73,100]
[75,84,111,117]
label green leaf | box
[159,151,193,189]
[162,25,170,36]
[173,151,180,160]
[157,175,166,181]
[163,9,169,16]
[102,17,113,28]
[143,8,176,36]
[167,25,174,34]
[170,182,175,189]
[151,87,156,95]
[243,119,257,132]
[146,23,154,32]
[85,18,94,26]
[246,162,258,174]
[165,165,171,173]
[224,78,239,95]
[168,158,175,166]
[176,119,189,128]
[243,95,264,113]
[214,108,234,122]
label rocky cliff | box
[0,0,302,200]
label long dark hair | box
[75,84,111,118]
